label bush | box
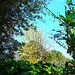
[0,60,75,75]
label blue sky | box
[14,0,75,59]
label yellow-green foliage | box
[48,50,67,66]
[18,40,49,64]
[18,28,50,64]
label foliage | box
[57,0,75,59]
[0,60,31,75]
[18,40,49,64]
[62,59,75,74]
[0,60,63,75]
[18,28,67,65]
[22,28,47,44]
[45,0,75,74]
[0,0,50,61]
[50,50,67,61]
[1,59,75,75]
[48,0,75,59]
[18,29,50,64]
[46,50,67,66]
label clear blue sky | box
[14,0,75,59]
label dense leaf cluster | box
[18,40,49,64]
[0,0,49,61]
[0,60,75,75]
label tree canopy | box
[18,40,49,64]
[22,28,47,44]
[18,29,49,64]
[0,0,50,61]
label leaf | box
[72,29,75,33]
[59,15,66,21]
[67,0,72,5]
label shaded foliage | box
[0,0,50,61]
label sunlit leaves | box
[66,0,72,6]
[18,41,48,64]
[18,29,50,64]
[0,60,66,75]
[72,29,75,33]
